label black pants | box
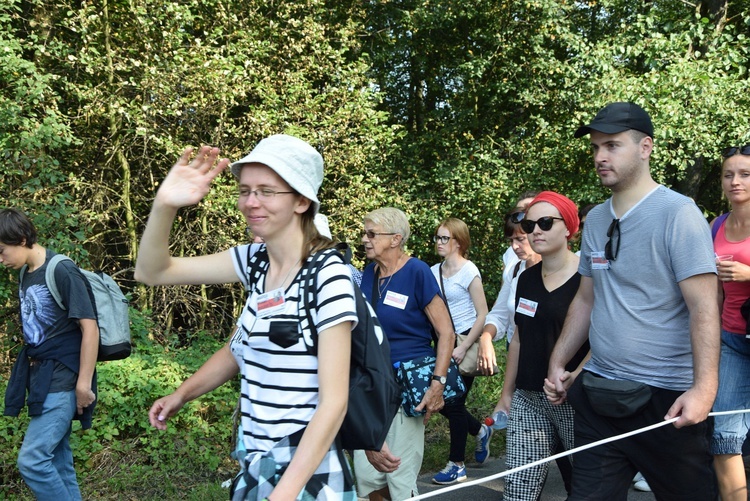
[566,373,716,501]
[439,376,482,462]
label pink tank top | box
[715,219,750,334]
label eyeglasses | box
[722,145,750,158]
[507,211,525,224]
[519,216,564,233]
[239,188,295,201]
[605,218,620,261]
[362,230,397,239]
[433,235,453,244]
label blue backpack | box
[20,255,132,361]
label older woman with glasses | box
[710,144,750,501]
[353,207,455,501]
[495,191,589,501]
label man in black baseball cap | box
[574,101,654,138]
[545,101,719,499]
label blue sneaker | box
[475,423,493,464]
[431,461,467,485]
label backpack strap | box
[242,244,268,293]
[712,213,729,241]
[19,254,75,311]
[45,254,75,310]
[299,248,344,355]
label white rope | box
[406,408,750,500]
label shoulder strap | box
[712,213,729,241]
[438,263,456,333]
[512,260,522,279]
[334,242,353,264]
[45,254,74,310]
[299,249,341,354]
[370,266,379,313]
[244,244,267,292]
[19,264,28,288]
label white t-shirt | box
[486,260,526,342]
[431,260,481,334]
[230,244,357,454]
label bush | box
[0,309,239,499]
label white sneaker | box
[632,472,652,492]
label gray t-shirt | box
[579,186,716,391]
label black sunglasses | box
[520,216,564,233]
[722,145,750,158]
[605,218,620,261]
[508,211,525,224]
[433,235,453,244]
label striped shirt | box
[230,244,357,454]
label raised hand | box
[155,146,230,209]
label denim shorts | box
[711,329,750,455]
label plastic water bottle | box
[485,411,508,430]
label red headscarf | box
[527,191,580,240]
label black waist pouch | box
[581,372,652,418]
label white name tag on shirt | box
[516,297,538,317]
[591,251,611,270]
[383,290,409,309]
[256,288,286,318]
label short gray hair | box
[364,207,410,249]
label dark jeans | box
[566,373,716,501]
[439,376,482,462]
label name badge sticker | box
[383,290,409,309]
[591,251,611,270]
[516,297,538,317]
[256,288,286,318]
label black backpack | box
[244,246,400,451]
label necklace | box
[542,255,569,279]
[267,257,301,292]
[378,255,403,299]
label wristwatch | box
[432,375,447,385]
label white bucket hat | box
[230,134,323,214]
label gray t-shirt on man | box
[579,185,716,391]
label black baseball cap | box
[574,102,654,138]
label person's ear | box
[294,196,312,214]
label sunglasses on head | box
[722,145,750,158]
[507,211,525,224]
[520,216,564,233]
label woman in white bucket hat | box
[135,135,357,500]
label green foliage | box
[3,0,750,493]
[0,323,238,498]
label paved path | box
[413,454,656,500]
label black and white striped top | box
[230,244,357,454]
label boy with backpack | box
[0,208,98,500]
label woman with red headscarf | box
[494,191,590,501]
